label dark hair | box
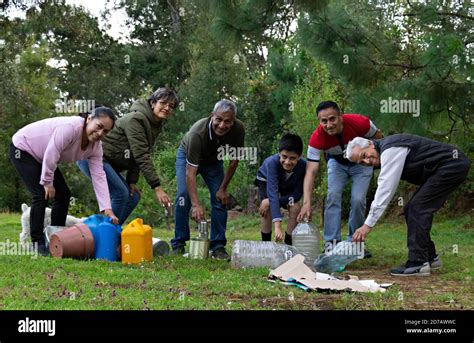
[147,87,179,109]
[79,106,117,128]
[316,101,341,116]
[279,133,303,156]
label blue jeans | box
[76,160,140,225]
[324,158,373,243]
[171,147,227,252]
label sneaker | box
[30,243,50,257]
[430,255,442,270]
[211,247,230,261]
[171,246,185,256]
[390,261,431,277]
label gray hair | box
[344,137,371,162]
[213,99,237,116]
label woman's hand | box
[44,185,56,200]
[103,209,119,225]
[129,183,141,198]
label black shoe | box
[171,246,185,256]
[390,261,430,277]
[39,244,50,257]
[363,248,372,259]
[30,243,50,257]
[211,247,230,261]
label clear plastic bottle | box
[231,240,298,269]
[314,241,363,273]
[292,219,320,268]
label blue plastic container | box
[83,214,122,261]
[83,214,105,244]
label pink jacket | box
[12,116,112,211]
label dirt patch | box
[202,291,337,310]
[227,210,244,220]
[199,265,473,310]
[342,268,473,310]
[257,294,338,310]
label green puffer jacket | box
[102,99,163,188]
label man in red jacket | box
[297,101,383,255]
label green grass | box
[0,212,472,310]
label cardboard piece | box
[268,254,392,293]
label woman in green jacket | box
[77,87,179,225]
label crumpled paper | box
[268,254,393,293]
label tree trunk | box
[246,186,259,214]
[167,0,181,36]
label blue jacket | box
[256,154,306,222]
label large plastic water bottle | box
[292,219,320,268]
[314,241,363,273]
[231,240,298,269]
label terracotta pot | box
[49,223,94,259]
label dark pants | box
[9,143,70,244]
[405,155,470,262]
[255,179,290,208]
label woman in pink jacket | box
[10,107,119,256]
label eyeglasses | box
[158,100,176,110]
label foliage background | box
[0,0,471,225]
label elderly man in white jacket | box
[344,134,470,276]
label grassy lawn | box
[0,212,472,310]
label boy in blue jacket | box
[255,134,306,245]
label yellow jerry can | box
[121,218,153,264]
